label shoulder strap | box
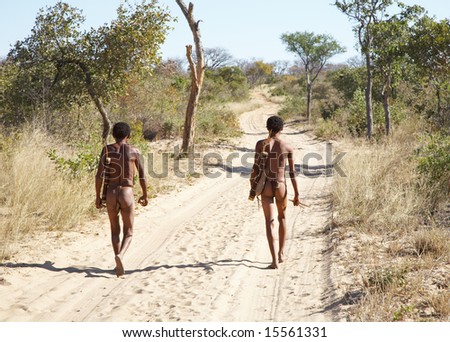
[261,130,272,154]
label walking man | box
[95,122,148,277]
[250,116,300,269]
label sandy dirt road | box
[0,89,341,322]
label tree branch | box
[176,0,204,77]
[56,58,111,142]
[185,45,197,85]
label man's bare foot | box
[278,252,286,264]
[266,262,278,269]
[115,254,124,277]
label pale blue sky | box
[0,0,448,64]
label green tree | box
[8,1,172,143]
[335,0,398,138]
[371,5,424,135]
[330,65,366,102]
[281,31,345,123]
[408,16,450,126]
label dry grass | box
[351,262,449,321]
[0,128,94,260]
[426,292,450,319]
[330,120,449,321]
[412,228,450,259]
[333,139,424,233]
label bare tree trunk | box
[365,52,373,139]
[176,0,205,154]
[182,45,201,153]
[382,88,391,136]
[382,72,392,136]
[306,82,312,124]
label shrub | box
[363,267,407,293]
[314,118,344,140]
[347,89,367,136]
[278,95,306,120]
[47,145,99,178]
[196,105,240,140]
[416,133,450,187]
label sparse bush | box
[346,89,368,136]
[416,132,450,188]
[202,66,249,102]
[196,105,240,140]
[279,95,306,120]
[363,267,407,293]
[47,144,99,178]
[314,118,344,140]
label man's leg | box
[118,188,134,257]
[106,187,121,256]
[115,187,134,277]
[262,182,278,269]
[275,182,288,263]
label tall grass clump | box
[333,142,423,233]
[0,127,94,260]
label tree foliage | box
[335,0,393,138]
[334,0,425,138]
[7,1,173,141]
[408,16,450,125]
[281,31,345,122]
[371,5,424,134]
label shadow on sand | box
[1,258,271,278]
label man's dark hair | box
[266,115,284,134]
[112,122,131,141]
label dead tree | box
[176,0,205,153]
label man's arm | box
[95,148,106,209]
[287,146,300,206]
[135,149,148,206]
